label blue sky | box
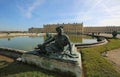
[0,0,120,31]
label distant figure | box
[8,38,11,41]
[112,31,118,38]
[96,36,103,41]
[92,32,94,37]
[37,26,72,55]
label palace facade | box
[28,23,120,34]
[29,23,83,34]
[84,26,120,34]
[43,23,83,34]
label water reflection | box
[68,34,82,43]
[68,34,97,43]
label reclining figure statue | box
[35,26,77,58]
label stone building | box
[105,26,120,33]
[84,26,120,34]
[28,27,44,33]
[28,23,120,34]
[43,23,83,34]
[43,24,57,33]
[84,27,106,34]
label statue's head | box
[56,26,64,35]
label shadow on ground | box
[0,60,63,77]
[0,61,74,77]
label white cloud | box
[99,18,120,26]
[97,0,120,26]
[18,0,45,18]
[17,0,120,26]
[47,15,91,25]
[55,0,104,24]
[75,0,120,26]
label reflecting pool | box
[0,35,97,51]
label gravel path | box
[99,34,120,38]
[106,48,120,72]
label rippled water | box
[0,35,97,51]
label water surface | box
[0,35,97,51]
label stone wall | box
[75,37,108,48]
[0,47,24,59]
[0,33,47,37]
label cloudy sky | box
[0,0,120,31]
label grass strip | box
[81,39,120,77]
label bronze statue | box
[36,26,72,56]
[44,32,52,42]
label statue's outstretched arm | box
[43,37,55,45]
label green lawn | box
[81,39,120,77]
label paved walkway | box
[106,48,120,72]
[99,34,120,72]
[99,34,120,38]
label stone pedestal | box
[19,45,82,77]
